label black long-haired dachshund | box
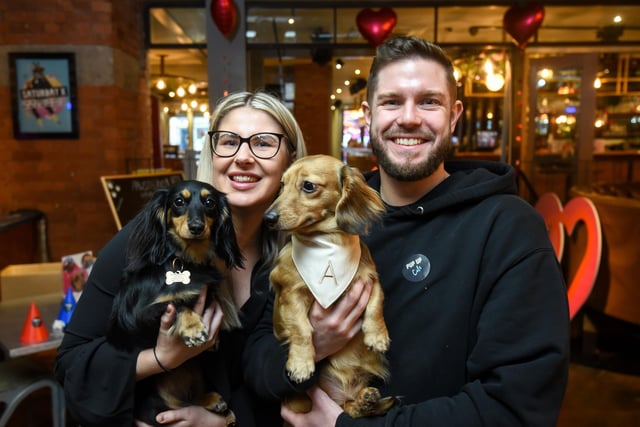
[107,180,243,426]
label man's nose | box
[398,103,421,127]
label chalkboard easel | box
[100,171,183,230]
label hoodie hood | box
[365,159,517,219]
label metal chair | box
[0,358,65,427]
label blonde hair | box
[197,91,307,183]
[196,90,308,271]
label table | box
[0,294,64,358]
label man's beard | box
[370,128,453,182]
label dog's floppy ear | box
[335,165,385,235]
[214,194,245,269]
[125,188,171,271]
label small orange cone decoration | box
[21,302,49,343]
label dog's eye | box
[173,196,185,207]
[204,196,215,209]
[301,181,317,193]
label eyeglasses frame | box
[208,130,287,159]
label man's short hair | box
[367,36,457,105]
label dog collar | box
[291,234,361,309]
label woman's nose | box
[234,141,255,163]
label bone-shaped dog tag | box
[165,269,191,285]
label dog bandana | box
[291,234,361,309]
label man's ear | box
[362,101,371,126]
[450,100,464,133]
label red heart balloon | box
[503,2,545,49]
[356,8,397,47]
[535,193,602,320]
[210,0,238,39]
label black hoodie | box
[245,159,570,427]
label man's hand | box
[281,386,343,427]
[309,278,372,361]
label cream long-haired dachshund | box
[264,154,397,418]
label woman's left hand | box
[280,386,342,427]
[134,406,233,426]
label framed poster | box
[8,52,79,139]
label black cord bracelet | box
[153,347,172,373]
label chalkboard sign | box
[100,171,183,230]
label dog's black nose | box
[189,222,205,236]
[263,210,279,229]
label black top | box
[55,221,281,426]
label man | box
[245,36,569,426]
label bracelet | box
[153,347,172,373]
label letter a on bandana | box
[291,234,361,308]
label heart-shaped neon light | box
[535,193,602,319]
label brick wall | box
[0,0,151,261]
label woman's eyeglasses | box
[208,131,286,159]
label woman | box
[55,91,308,426]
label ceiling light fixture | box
[151,54,207,103]
[335,59,344,70]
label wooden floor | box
[558,313,640,427]
[559,362,640,426]
[3,314,640,426]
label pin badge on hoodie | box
[402,254,430,282]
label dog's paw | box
[286,354,315,383]
[202,391,229,414]
[360,387,382,409]
[179,320,208,347]
[210,397,228,414]
[364,331,390,353]
[177,310,209,347]
[345,387,398,418]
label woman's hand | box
[281,386,342,427]
[309,278,372,362]
[137,288,224,379]
[134,406,232,427]
[156,287,223,368]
